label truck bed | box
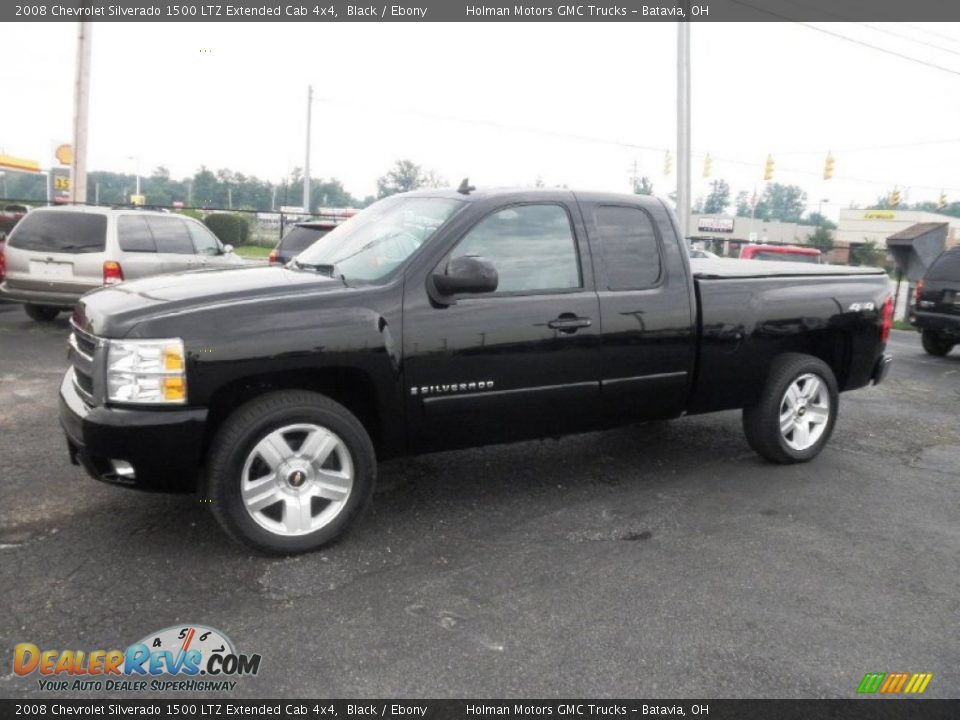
[690,257,886,279]
[688,260,892,415]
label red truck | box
[740,244,821,263]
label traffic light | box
[823,152,835,180]
[702,153,713,178]
[938,191,947,211]
[764,154,775,182]
[664,150,673,176]
[889,188,901,208]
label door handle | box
[548,315,592,334]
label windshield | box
[294,196,463,281]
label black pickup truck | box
[60,188,893,554]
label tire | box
[24,304,60,322]
[204,390,376,555]
[921,329,953,357]
[742,353,839,464]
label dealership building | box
[689,208,960,263]
[688,214,819,257]
[834,208,960,252]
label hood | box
[74,264,346,337]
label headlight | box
[107,338,186,404]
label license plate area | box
[29,260,73,279]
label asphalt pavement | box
[0,302,957,699]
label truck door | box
[578,197,696,424]
[403,199,602,453]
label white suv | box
[0,205,245,321]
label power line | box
[902,22,960,47]
[854,22,960,59]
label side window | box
[117,215,156,253]
[186,221,221,256]
[594,205,661,290]
[451,204,580,293]
[147,216,194,254]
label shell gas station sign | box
[0,154,41,173]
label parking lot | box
[0,302,957,699]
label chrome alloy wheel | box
[779,373,830,451]
[240,423,354,536]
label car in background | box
[910,246,960,356]
[268,220,339,265]
[740,244,821,263]
[0,205,245,322]
[689,248,720,259]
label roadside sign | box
[130,194,146,206]
[54,144,73,166]
[49,167,71,203]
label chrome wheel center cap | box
[797,406,807,417]
[288,469,307,488]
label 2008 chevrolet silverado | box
[60,188,894,554]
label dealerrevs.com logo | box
[13,624,262,693]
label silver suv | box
[0,205,245,321]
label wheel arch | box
[202,367,386,461]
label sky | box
[6,21,960,217]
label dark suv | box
[269,221,338,265]
[911,246,960,356]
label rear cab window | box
[593,205,662,289]
[7,211,107,254]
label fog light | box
[110,459,135,480]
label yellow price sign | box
[54,176,71,191]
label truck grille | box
[68,319,102,406]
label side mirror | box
[432,255,498,297]
[223,244,235,254]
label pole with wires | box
[303,84,312,212]
[676,21,691,239]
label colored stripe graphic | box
[857,673,885,693]
[858,672,933,694]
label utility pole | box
[676,22,691,239]
[303,84,312,212]
[70,21,93,204]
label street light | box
[126,155,141,198]
[817,198,829,225]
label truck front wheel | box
[204,390,376,554]
[742,353,839,464]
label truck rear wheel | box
[742,353,839,464]
[24,304,60,322]
[921,330,953,357]
[204,390,376,555]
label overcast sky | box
[6,21,960,217]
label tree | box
[805,212,836,229]
[754,183,807,222]
[376,160,443,199]
[851,240,886,267]
[808,225,835,253]
[633,176,654,195]
[702,179,730,214]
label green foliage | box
[203,213,250,246]
[851,240,886,267]
[808,225,835,253]
[633,176,654,195]
[753,183,807,222]
[805,212,837,229]
[702,179,730,214]
[376,160,445,199]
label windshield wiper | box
[292,260,349,286]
